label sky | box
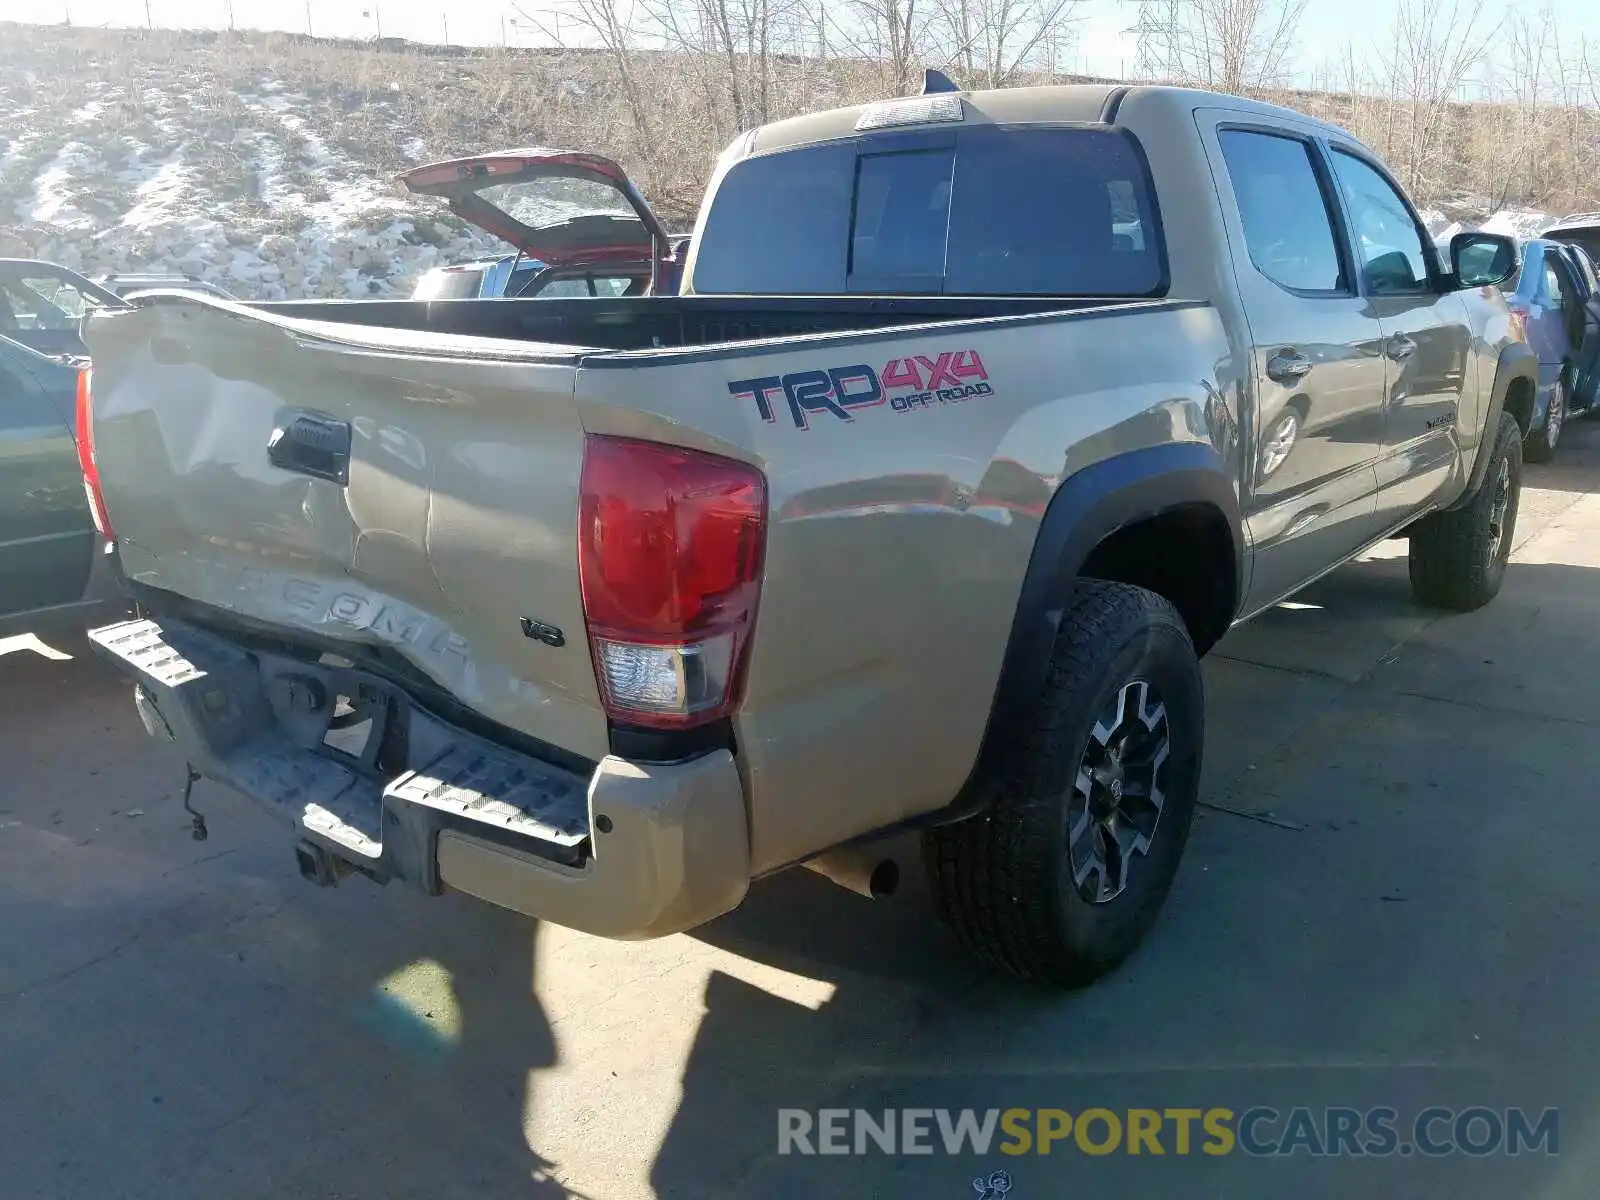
[14,0,1600,85]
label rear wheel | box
[922,580,1203,986]
[1409,410,1522,611]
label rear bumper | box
[88,616,750,939]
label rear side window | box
[692,127,1164,297]
[1218,130,1345,294]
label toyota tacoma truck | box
[79,83,1535,985]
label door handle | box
[1386,334,1418,361]
[268,410,352,485]
[1266,350,1313,384]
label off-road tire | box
[1408,410,1522,611]
[922,580,1204,987]
[1524,377,1564,463]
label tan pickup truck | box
[82,82,1534,985]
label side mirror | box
[1451,232,1519,289]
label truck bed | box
[250,293,1113,353]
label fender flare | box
[1449,342,1537,510]
[942,442,1244,822]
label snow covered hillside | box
[0,83,505,301]
[0,30,547,300]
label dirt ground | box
[5,425,1600,1199]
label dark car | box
[0,337,127,637]
[0,261,130,637]
[0,258,128,359]
[398,149,688,299]
[1541,211,1600,265]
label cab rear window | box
[692,125,1166,297]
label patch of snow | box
[403,137,427,162]
[70,99,104,124]
[242,129,297,208]
[120,155,191,231]
[26,141,96,228]
[1429,209,1553,245]
[1,132,40,174]
[1477,209,1553,240]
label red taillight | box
[578,435,767,729]
[1508,306,1530,341]
[75,367,113,538]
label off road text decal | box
[728,350,993,430]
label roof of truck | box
[747,83,1357,156]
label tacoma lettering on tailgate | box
[729,350,992,430]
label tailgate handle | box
[268,411,352,485]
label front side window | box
[1329,150,1432,295]
[1217,129,1345,294]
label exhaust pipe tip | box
[865,856,899,899]
[802,845,900,900]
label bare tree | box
[1381,0,1499,196]
[932,0,1084,90]
[515,0,655,139]
[834,0,935,95]
[1122,0,1308,94]
[642,0,804,132]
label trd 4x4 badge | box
[729,349,993,430]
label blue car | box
[1496,236,1600,461]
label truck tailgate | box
[84,299,610,761]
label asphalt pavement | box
[5,424,1600,1199]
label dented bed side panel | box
[85,299,612,762]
